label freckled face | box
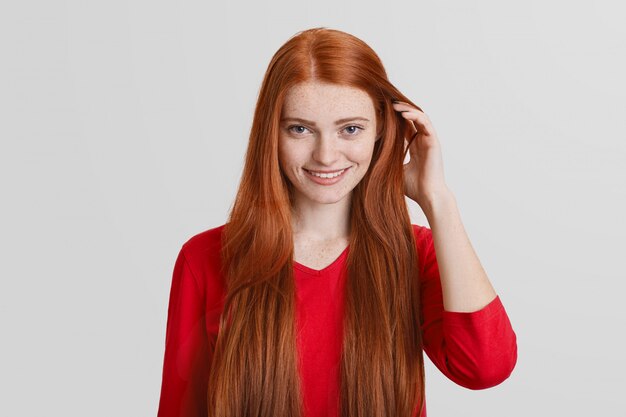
[278,81,379,206]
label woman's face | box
[278,81,379,207]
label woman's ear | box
[375,125,383,141]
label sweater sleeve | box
[157,246,212,417]
[418,226,518,390]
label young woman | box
[157,27,517,417]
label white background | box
[1,0,625,415]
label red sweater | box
[157,224,517,417]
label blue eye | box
[286,124,364,136]
[288,125,310,135]
[344,125,364,135]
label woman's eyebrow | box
[280,116,370,125]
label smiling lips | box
[304,167,351,184]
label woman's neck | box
[291,196,351,242]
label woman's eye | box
[288,125,310,135]
[344,125,363,135]
[287,124,364,136]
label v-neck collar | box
[293,245,350,276]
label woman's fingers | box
[391,102,434,137]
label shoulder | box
[411,223,433,250]
[180,223,226,260]
[177,223,228,295]
[410,223,437,277]
[175,224,228,334]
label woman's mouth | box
[303,167,351,185]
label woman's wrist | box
[419,187,456,219]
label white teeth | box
[308,169,345,178]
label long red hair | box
[208,27,426,417]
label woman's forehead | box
[282,82,375,121]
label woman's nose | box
[312,134,340,165]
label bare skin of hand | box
[392,101,451,208]
[393,100,498,312]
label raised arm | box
[423,190,497,312]
[416,223,517,390]
[393,99,517,387]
